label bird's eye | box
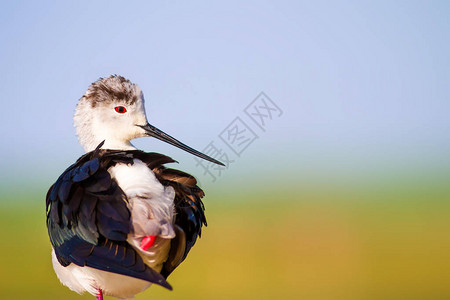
[114,106,127,114]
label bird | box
[46,75,223,299]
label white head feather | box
[74,75,149,152]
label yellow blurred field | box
[0,181,449,300]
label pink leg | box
[140,235,156,251]
[96,289,103,300]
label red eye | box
[114,106,127,113]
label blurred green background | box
[1,1,449,299]
[1,175,449,299]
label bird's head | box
[74,75,224,165]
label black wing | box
[46,144,172,289]
[132,152,207,278]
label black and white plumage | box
[46,76,222,299]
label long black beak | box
[138,123,225,166]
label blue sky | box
[0,1,449,192]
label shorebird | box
[46,75,223,299]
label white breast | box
[108,159,176,270]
